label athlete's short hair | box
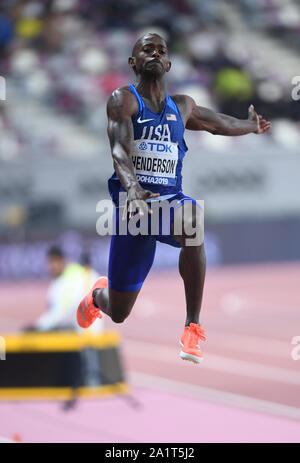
[131,33,167,57]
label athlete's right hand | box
[248,104,271,134]
[122,184,160,219]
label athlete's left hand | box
[248,104,271,134]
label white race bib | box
[131,139,178,186]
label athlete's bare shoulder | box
[106,85,139,120]
[171,94,196,126]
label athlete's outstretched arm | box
[106,88,159,216]
[181,95,271,136]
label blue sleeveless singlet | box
[108,85,188,204]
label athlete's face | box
[129,36,171,77]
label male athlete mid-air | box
[77,33,271,363]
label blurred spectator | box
[215,68,254,101]
[0,0,299,164]
[0,10,14,54]
[26,245,102,332]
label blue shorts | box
[108,192,201,292]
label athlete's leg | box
[93,221,157,323]
[77,205,157,328]
[178,244,206,326]
[172,200,206,326]
[93,287,140,324]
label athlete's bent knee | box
[108,289,139,324]
[111,311,129,324]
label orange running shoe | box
[180,323,206,363]
[77,276,108,328]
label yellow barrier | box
[0,331,128,400]
[4,331,120,352]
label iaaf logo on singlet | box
[138,141,173,153]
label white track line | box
[129,371,300,421]
[124,339,300,385]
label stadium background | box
[0,0,300,443]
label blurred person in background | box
[25,245,103,333]
[76,32,271,364]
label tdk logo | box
[138,142,147,150]
[138,141,173,153]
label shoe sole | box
[180,350,203,364]
[179,341,203,363]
